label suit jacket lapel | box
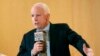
[49,23,58,56]
[30,29,36,50]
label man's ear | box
[45,14,50,21]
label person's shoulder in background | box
[0,53,7,56]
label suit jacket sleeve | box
[17,34,31,56]
[65,24,90,56]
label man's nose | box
[34,16,38,21]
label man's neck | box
[36,22,50,31]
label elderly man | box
[17,3,93,56]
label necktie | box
[38,31,47,56]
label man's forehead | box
[31,6,45,14]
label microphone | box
[34,31,45,41]
[34,31,46,53]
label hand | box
[31,41,44,55]
[83,44,94,56]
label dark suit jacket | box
[17,23,90,56]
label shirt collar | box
[43,23,50,31]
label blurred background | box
[0,0,99,56]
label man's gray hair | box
[31,2,50,14]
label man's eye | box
[37,14,41,16]
[32,15,34,17]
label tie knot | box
[43,31,46,33]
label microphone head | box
[34,31,45,41]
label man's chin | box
[34,25,44,29]
[35,26,41,29]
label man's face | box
[31,7,49,29]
